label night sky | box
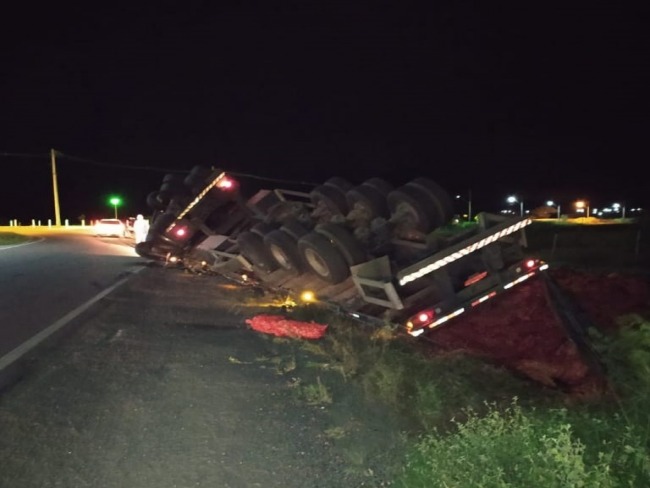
[1,2,648,223]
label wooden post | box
[51,149,61,226]
[551,233,558,258]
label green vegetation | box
[0,232,31,246]
[394,314,650,487]
[396,401,620,488]
[526,220,648,270]
[247,220,650,485]
[263,304,650,486]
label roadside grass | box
[0,232,31,246]
[395,313,650,487]
[243,220,650,485]
[286,304,553,426]
[526,219,649,271]
[259,303,650,486]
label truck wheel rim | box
[304,248,329,277]
[270,244,290,268]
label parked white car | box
[94,218,126,237]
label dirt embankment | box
[426,268,650,393]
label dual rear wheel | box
[237,175,454,283]
[237,220,365,284]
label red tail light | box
[406,309,436,331]
[170,225,188,238]
[217,177,235,189]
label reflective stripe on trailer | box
[407,264,549,337]
[171,172,228,227]
[398,218,532,286]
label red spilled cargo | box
[246,315,328,339]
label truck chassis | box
[136,167,548,336]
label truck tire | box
[264,229,304,273]
[406,177,454,224]
[346,185,388,219]
[250,222,278,237]
[310,185,349,215]
[323,176,354,193]
[149,211,177,234]
[166,196,188,215]
[184,165,211,188]
[363,177,393,196]
[266,201,296,223]
[315,223,366,266]
[160,181,189,197]
[162,173,183,184]
[161,173,186,196]
[298,232,350,284]
[237,231,279,273]
[280,219,310,241]
[147,191,166,211]
[387,186,438,233]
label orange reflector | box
[464,271,488,287]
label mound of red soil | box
[427,268,650,392]
[246,314,328,339]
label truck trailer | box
[136,166,548,336]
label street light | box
[109,196,122,219]
[507,195,524,216]
[455,190,473,221]
[612,202,626,219]
[547,200,561,219]
[575,200,589,217]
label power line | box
[226,170,319,187]
[0,151,48,158]
[2,149,321,187]
[56,151,187,173]
[57,152,320,186]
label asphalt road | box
[0,228,146,366]
[0,265,403,487]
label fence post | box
[48,219,52,228]
[551,233,558,258]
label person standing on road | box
[133,214,149,244]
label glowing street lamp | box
[547,200,561,219]
[109,196,122,219]
[455,190,473,221]
[507,195,524,216]
[575,200,589,217]
[612,202,626,219]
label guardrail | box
[4,219,94,228]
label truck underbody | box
[136,167,548,335]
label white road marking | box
[0,266,145,371]
[0,238,44,251]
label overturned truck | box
[136,166,548,336]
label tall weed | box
[396,400,617,488]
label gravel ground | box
[0,266,405,488]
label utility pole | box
[467,189,472,221]
[51,148,61,226]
